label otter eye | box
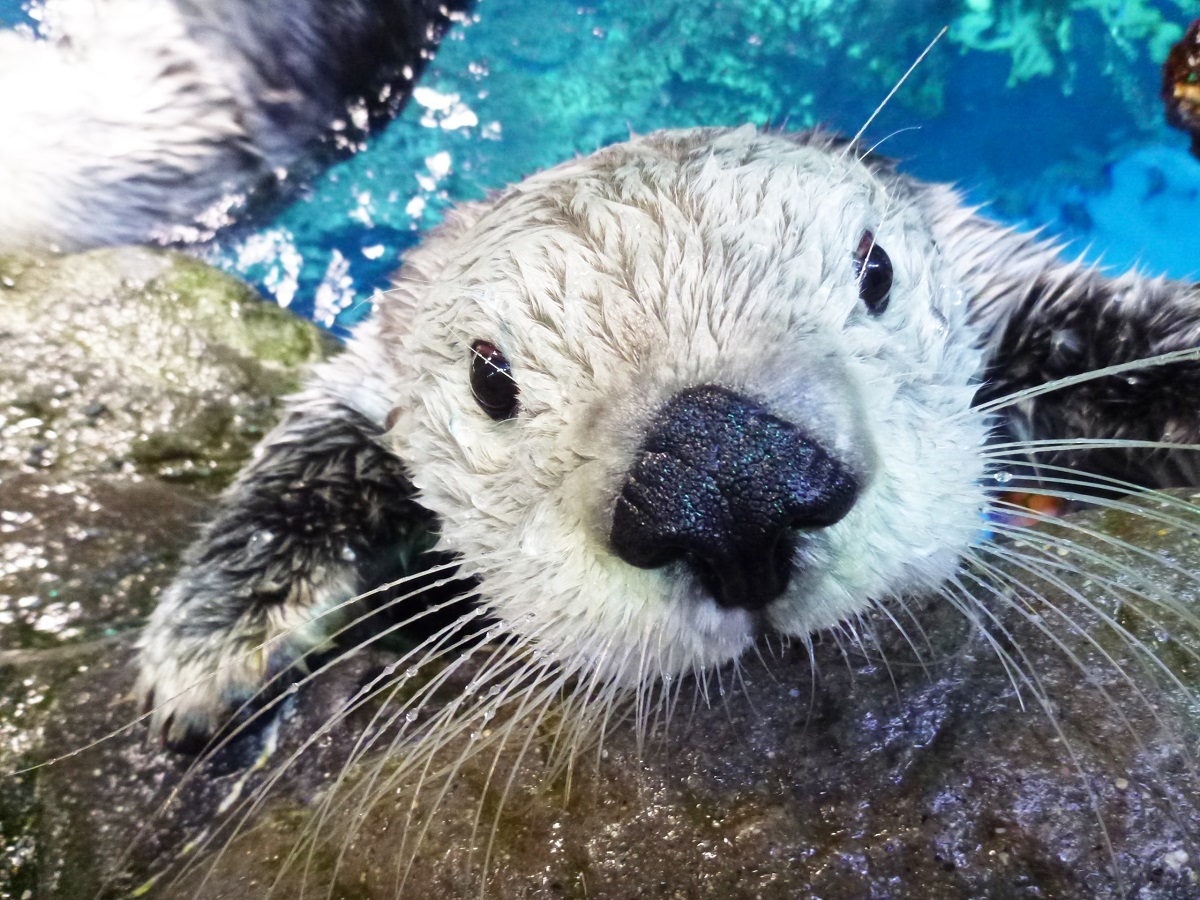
[470,340,519,420]
[852,230,893,315]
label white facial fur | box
[378,126,991,687]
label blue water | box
[0,0,33,29]
[5,0,1198,332]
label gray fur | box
[137,127,1200,745]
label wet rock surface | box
[0,248,331,897]
[180,497,1200,900]
[0,249,333,482]
[2,250,1200,899]
[0,248,333,653]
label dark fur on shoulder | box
[978,272,1200,487]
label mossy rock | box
[0,247,334,485]
[0,248,334,898]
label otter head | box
[379,126,990,685]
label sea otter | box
[133,126,1200,750]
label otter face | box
[380,126,990,685]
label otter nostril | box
[609,385,859,610]
[684,534,797,611]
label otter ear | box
[918,180,1200,488]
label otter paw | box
[136,620,275,751]
[136,570,354,750]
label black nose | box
[610,385,859,610]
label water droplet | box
[992,471,1013,484]
[405,710,418,723]
[481,709,495,722]
[248,529,275,548]
[340,545,357,562]
[487,684,501,697]
[405,666,418,679]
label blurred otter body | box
[0,0,465,250]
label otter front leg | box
[919,187,1200,488]
[138,359,427,747]
[975,271,1200,488]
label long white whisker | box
[290,615,515,895]
[842,25,948,156]
[963,347,1200,420]
[977,541,1200,709]
[985,500,1200,621]
[104,568,472,898]
[953,565,1125,890]
[5,560,465,781]
[983,437,1200,457]
[181,592,489,898]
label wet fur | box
[137,127,1200,729]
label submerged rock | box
[2,250,1199,899]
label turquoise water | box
[5,1,1198,332]
[0,0,29,26]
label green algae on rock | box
[0,247,333,652]
[0,248,333,485]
